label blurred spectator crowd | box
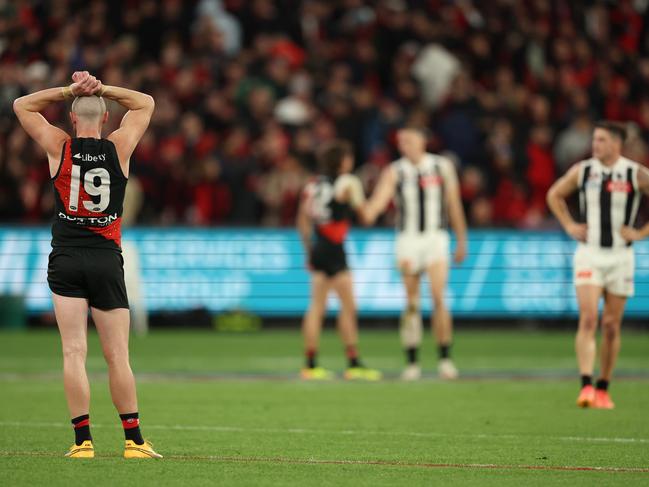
[1,0,649,228]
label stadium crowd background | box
[1,0,649,228]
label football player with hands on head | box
[13,71,161,458]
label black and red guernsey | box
[306,176,354,245]
[51,137,127,250]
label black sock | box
[306,349,317,369]
[595,379,609,391]
[438,344,451,360]
[71,414,92,446]
[120,412,144,445]
[346,345,361,368]
[406,347,418,364]
[581,375,593,388]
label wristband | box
[98,85,107,97]
[62,86,74,99]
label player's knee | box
[432,293,445,310]
[406,301,419,314]
[62,343,87,362]
[308,305,326,320]
[102,347,129,367]
[601,317,620,341]
[578,312,598,333]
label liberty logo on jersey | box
[73,153,106,162]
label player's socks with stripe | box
[346,345,360,368]
[72,414,92,446]
[305,348,317,369]
[120,412,144,445]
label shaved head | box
[71,95,106,122]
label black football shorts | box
[47,247,129,310]
[310,240,348,277]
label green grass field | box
[1,328,648,486]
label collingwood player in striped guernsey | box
[547,121,649,409]
[363,127,468,380]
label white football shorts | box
[573,244,635,297]
[395,230,449,275]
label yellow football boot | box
[65,440,94,458]
[300,367,335,380]
[124,440,163,459]
[343,367,383,381]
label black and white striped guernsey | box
[577,157,642,248]
[392,153,452,234]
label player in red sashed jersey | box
[13,71,161,458]
[296,141,382,381]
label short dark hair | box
[317,140,353,178]
[594,121,627,142]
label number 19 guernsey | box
[48,137,129,309]
[52,137,127,250]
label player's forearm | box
[296,214,313,253]
[448,201,467,244]
[100,85,154,111]
[546,193,575,230]
[13,87,68,113]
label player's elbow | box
[143,94,155,112]
[546,185,558,206]
[12,97,25,114]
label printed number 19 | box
[68,166,110,213]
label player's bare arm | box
[99,82,154,177]
[442,160,467,264]
[296,190,313,264]
[360,165,397,225]
[546,164,586,242]
[13,72,101,176]
[621,166,649,242]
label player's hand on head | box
[620,225,642,242]
[567,222,587,242]
[71,71,89,83]
[70,72,101,96]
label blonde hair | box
[71,96,106,122]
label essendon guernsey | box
[52,137,126,250]
[307,176,354,245]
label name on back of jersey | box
[58,211,118,227]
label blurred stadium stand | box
[1,0,649,228]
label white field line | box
[0,421,647,445]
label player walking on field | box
[13,71,161,457]
[363,128,467,380]
[547,121,649,409]
[297,141,382,381]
